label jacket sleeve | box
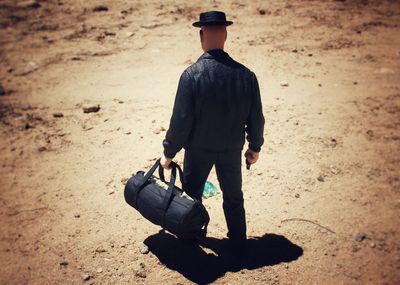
[245,72,265,152]
[162,70,194,158]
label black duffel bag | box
[124,158,209,240]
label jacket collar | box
[198,49,229,61]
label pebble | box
[38,146,47,152]
[95,247,107,253]
[135,262,146,278]
[258,9,266,15]
[0,85,5,96]
[24,122,33,130]
[81,273,91,281]
[317,175,325,182]
[74,213,80,218]
[280,80,289,87]
[135,269,146,278]
[59,261,68,267]
[330,165,340,175]
[83,105,101,113]
[355,233,366,242]
[16,0,41,8]
[93,5,108,12]
[370,242,376,248]
[295,193,300,198]
[96,267,103,273]
[139,244,149,254]
[53,112,64,118]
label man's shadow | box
[144,230,303,284]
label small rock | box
[81,273,91,281]
[74,213,80,218]
[59,261,68,267]
[370,242,376,248]
[135,262,146,278]
[0,85,5,96]
[23,122,33,130]
[121,177,129,185]
[135,269,146,278]
[318,83,322,87]
[139,244,149,254]
[83,105,100,113]
[330,165,340,175]
[258,9,266,15]
[93,5,108,12]
[280,80,289,87]
[308,53,313,57]
[366,130,374,139]
[71,56,81,61]
[291,48,298,53]
[355,233,366,242]
[295,193,300,198]
[16,0,41,9]
[38,146,47,152]
[353,81,358,85]
[96,267,103,273]
[317,175,325,182]
[53,112,64,118]
[95,247,107,253]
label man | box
[160,11,265,253]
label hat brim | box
[192,20,233,27]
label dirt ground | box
[1,0,399,284]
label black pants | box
[183,148,246,243]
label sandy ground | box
[1,0,400,284]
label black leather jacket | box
[163,49,265,158]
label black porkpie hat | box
[192,11,233,27]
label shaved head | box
[200,25,227,52]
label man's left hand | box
[160,153,173,169]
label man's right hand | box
[244,148,260,164]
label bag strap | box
[161,162,177,211]
[133,158,161,208]
[138,158,161,188]
[135,157,178,210]
[158,161,185,190]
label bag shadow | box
[143,230,303,284]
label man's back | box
[186,49,258,151]
[163,48,264,158]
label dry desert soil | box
[0,0,399,284]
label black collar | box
[198,49,229,61]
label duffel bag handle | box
[158,161,185,189]
[136,158,178,212]
[135,158,176,197]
